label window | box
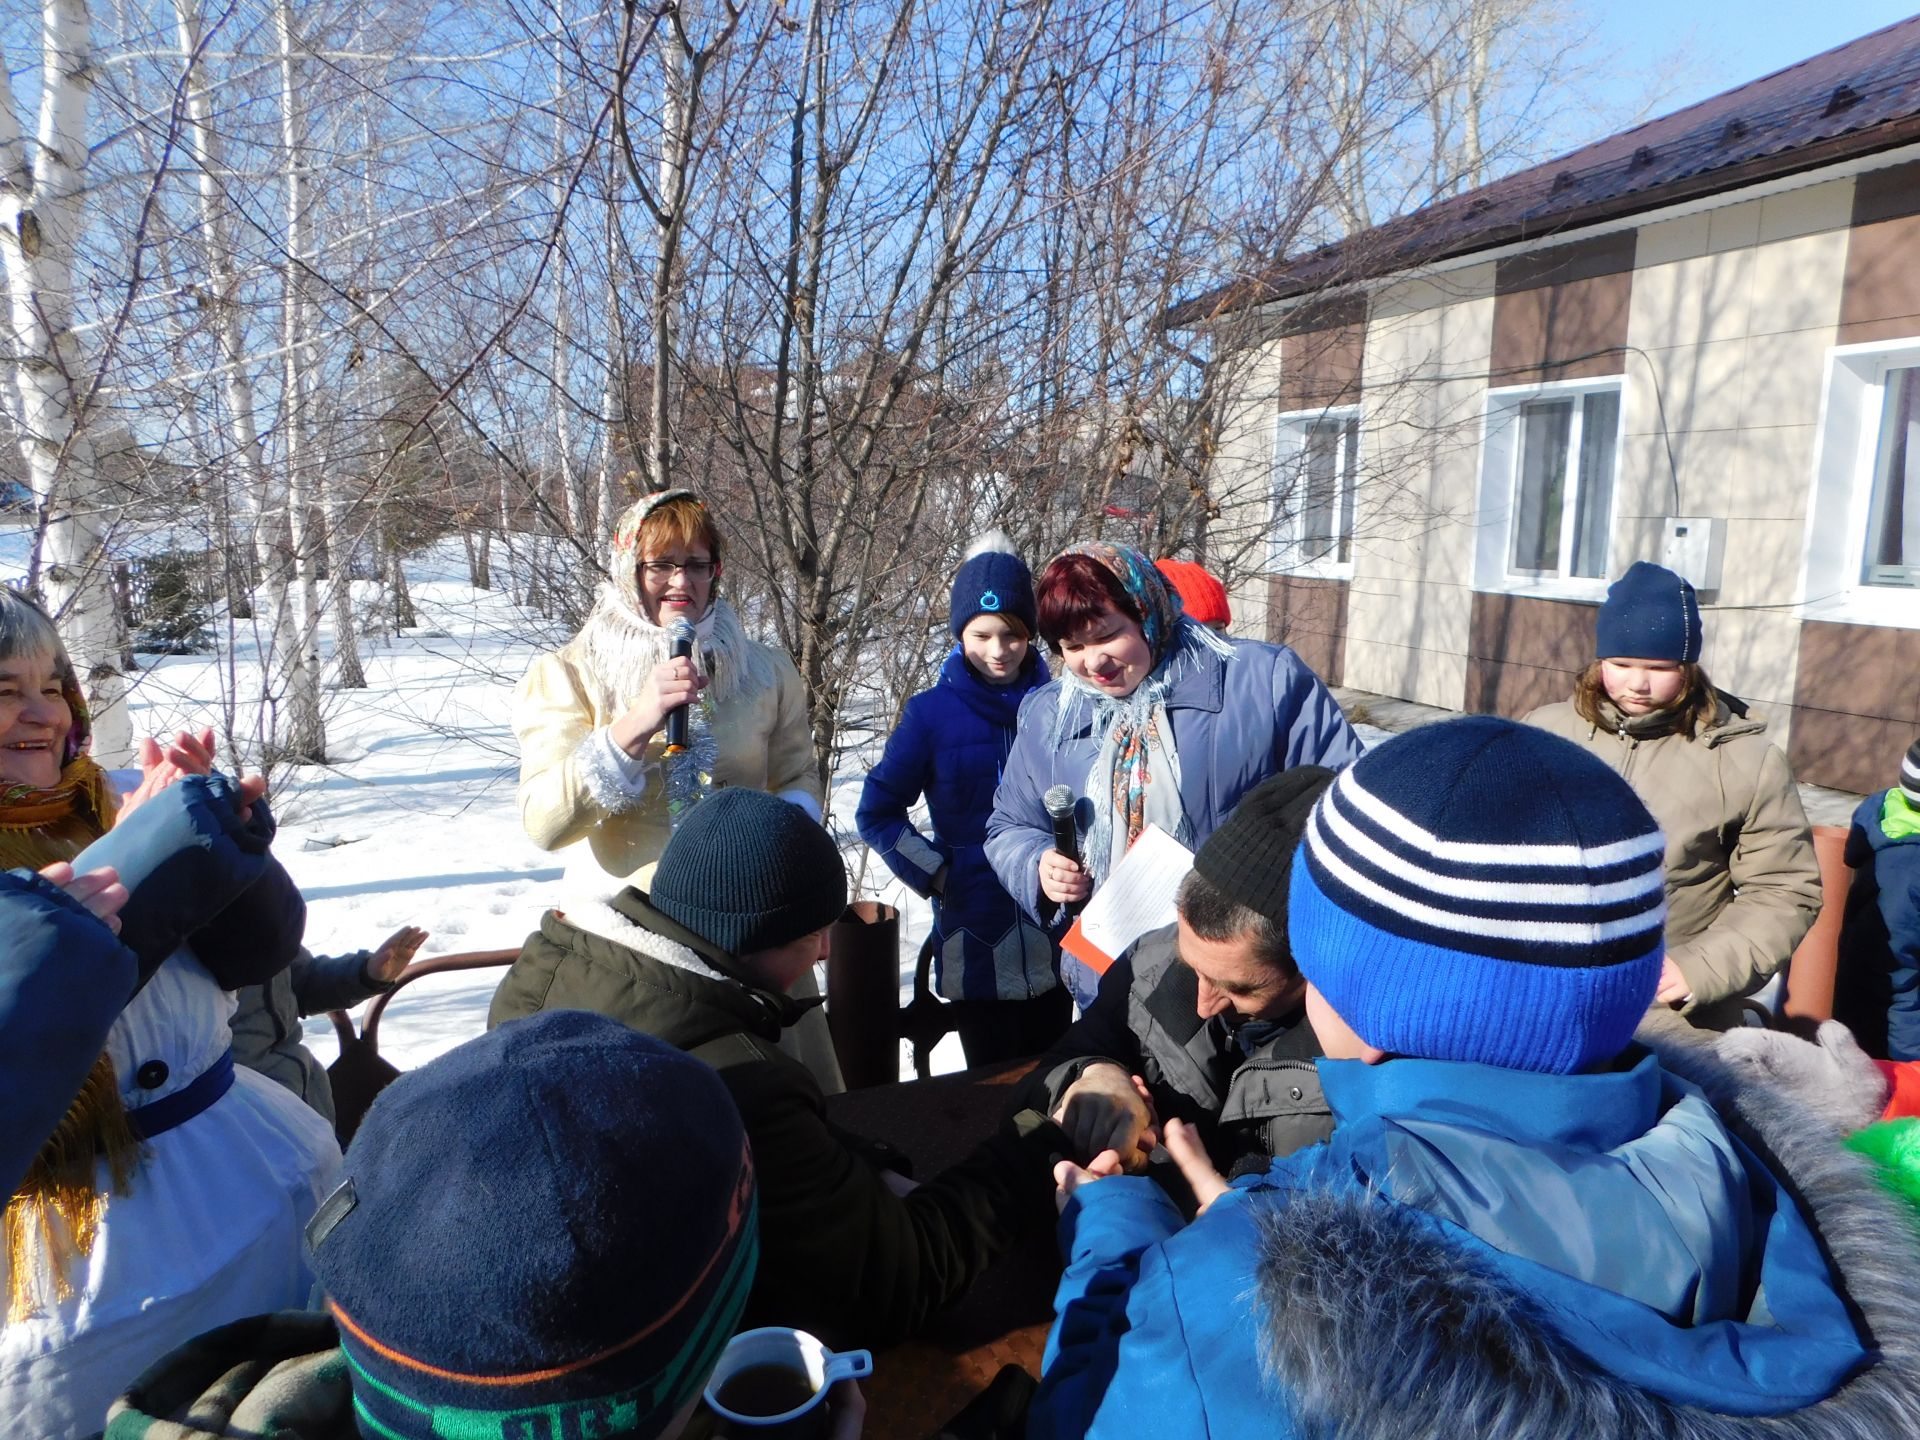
[1474,379,1622,596]
[1506,389,1618,580]
[1273,407,1358,574]
[1862,364,1920,588]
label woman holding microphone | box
[986,543,1361,1007]
[513,489,837,1080]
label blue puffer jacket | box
[0,776,304,1198]
[1839,789,1920,1061]
[1032,1046,1918,1440]
[985,636,1360,1005]
[857,647,1056,1001]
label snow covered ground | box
[105,542,1389,1080]
[110,543,963,1076]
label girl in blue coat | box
[858,536,1064,1063]
[1837,737,1920,1061]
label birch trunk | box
[174,0,322,764]
[275,0,349,718]
[0,0,134,764]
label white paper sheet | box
[1079,824,1195,958]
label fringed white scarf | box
[565,587,777,830]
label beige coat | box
[514,636,821,885]
[1528,695,1821,1029]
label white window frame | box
[1801,339,1920,630]
[1270,405,1360,579]
[1473,375,1625,601]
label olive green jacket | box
[1528,695,1821,1029]
[488,889,1064,1350]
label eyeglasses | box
[640,559,717,579]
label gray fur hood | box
[1255,1041,1920,1440]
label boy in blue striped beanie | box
[1033,717,1897,1440]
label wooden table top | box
[823,1061,1058,1440]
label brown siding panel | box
[1280,323,1367,413]
[1464,592,1596,717]
[1790,620,1920,792]
[1838,211,1920,347]
[1490,268,1632,386]
[1851,160,1920,227]
[1267,576,1348,688]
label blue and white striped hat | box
[1288,716,1665,1075]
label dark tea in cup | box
[704,1326,872,1439]
[716,1362,818,1417]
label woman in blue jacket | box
[986,543,1361,1007]
[858,536,1063,1063]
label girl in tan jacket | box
[1528,561,1821,1031]
[513,489,839,1082]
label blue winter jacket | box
[0,776,304,1198]
[1838,789,1920,1061]
[857,647,1056,1002]
[1031,1048,1904,1440]
[985,637,1360,1005]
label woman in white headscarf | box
[513,490,840,1084]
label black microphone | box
[1043,784,1087,916]
[664,618,696,754]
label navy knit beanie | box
[1190,766,1336,930]
[1595,561,1702,663]
[1902,738,1920,807]
[950,532,1038,639]
[1288,717,1665,1074]
[651,789,848,955]
[309,1011,757,1440]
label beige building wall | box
[1621,177,1854,740]
[1342,265,1498,710]
[1208,330,1286,638]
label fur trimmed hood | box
[1256,1040,1920,1440]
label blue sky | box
[1603,3,1918,115]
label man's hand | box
[1655,956,1692,1006]
[1038,847,1092,906]
[119,727,216,817]
[367,925,430,986]
[1053,1064,1157,1170]
[1163,1117,1229,1216]
[38,862,128,933]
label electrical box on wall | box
[1661,517,1725,593]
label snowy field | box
[91,542,1388,1080]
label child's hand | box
[1164,1118,1229,1215]
[368,926,430,985]
[1053,1149,1127,1213]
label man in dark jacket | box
[490,788,1067,1351]
[1022,768,1338,1185]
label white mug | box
[704,1326,872,1437]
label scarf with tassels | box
[1,753,141,1322]
[1044,543,1236,883]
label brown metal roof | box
[1169,15,1920,327]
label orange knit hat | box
[1153,558,1230,628]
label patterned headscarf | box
[1045,542,1234,883]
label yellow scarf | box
[1,755,139,1321]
